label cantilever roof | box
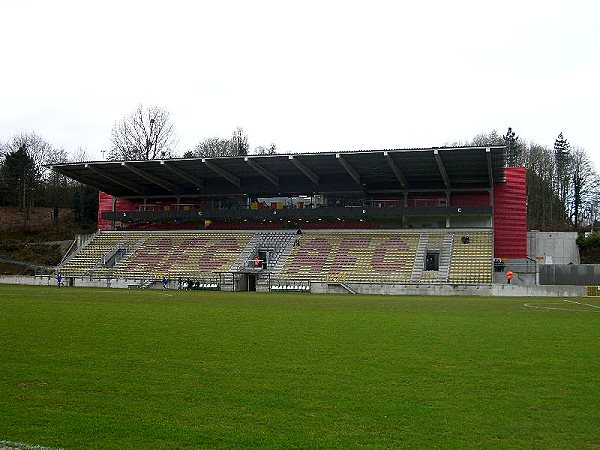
[50,146,507,198]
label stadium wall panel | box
[539,264,600,285]
[98,192,138,230]
[450,191,490,207]
[494,167,527,259]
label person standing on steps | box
[506,270,513,284]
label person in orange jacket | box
[506,270,513,284]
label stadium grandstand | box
[50,146,528,293]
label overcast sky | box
[1,0,598,169]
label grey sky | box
[1,0,598,169]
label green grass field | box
[1,285,599,449]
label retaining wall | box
[311,282,585,297]
[540,264,600,285]
[0,276,587,297]
[0,275,156,290]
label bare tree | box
[109,105,177,160]
[46,148,70,221]
[253,143,278,155]
[1,131,54,180]
[569,146,598,228]
[188,127,250,158]
[471,130,503,147]
[443,130,503,148]
[188,137,233,158]
[230,127,249,156]
[70,146,89,163]
[522,142,568,230]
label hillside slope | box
[0,207,94,275]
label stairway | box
[410,234,428,282]
[269,233,298,276]
[437,234,454,282]
[232,233,262,271]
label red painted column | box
[494,167,527,259]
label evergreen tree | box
[1,144,35,210]
[503,127,520,166]
[71,184,99,226]
[554,132,571,206]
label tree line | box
[0,132,98,228]
[1,104,598,233]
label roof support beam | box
[244,157,279,186]
[486,147,495,207]
[122,162,180,194]
[433,149,451,189]
[289,155,319,185]
[336,154,362,187]
[202,159,240,187]
[383,151,407,188]
[85,164,146,195]
[160,161,204,189]
[485,147,494,187]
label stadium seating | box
[60,231,253,279]
[275,231,421,283]
[274,230,492,284]
[59,228,493,285]
[447,231,493,283]
[113,232,254,279]
[59,231,140,277]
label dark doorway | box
[425,251,440,271]
[248,274,256,291]
[258,250,268,269]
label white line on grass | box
[524,300,600,312]
[0,440,63,450]
[564,299,600,309]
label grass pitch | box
[1,285,599,449]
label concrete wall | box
[0,275,157,289]
[0,275,51,287]
[311,282,585,297]
[540,264,600,285]
[493,271,536,286]
[493,258,537,286]
[0,276,586,297]
[528,231,580,264]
